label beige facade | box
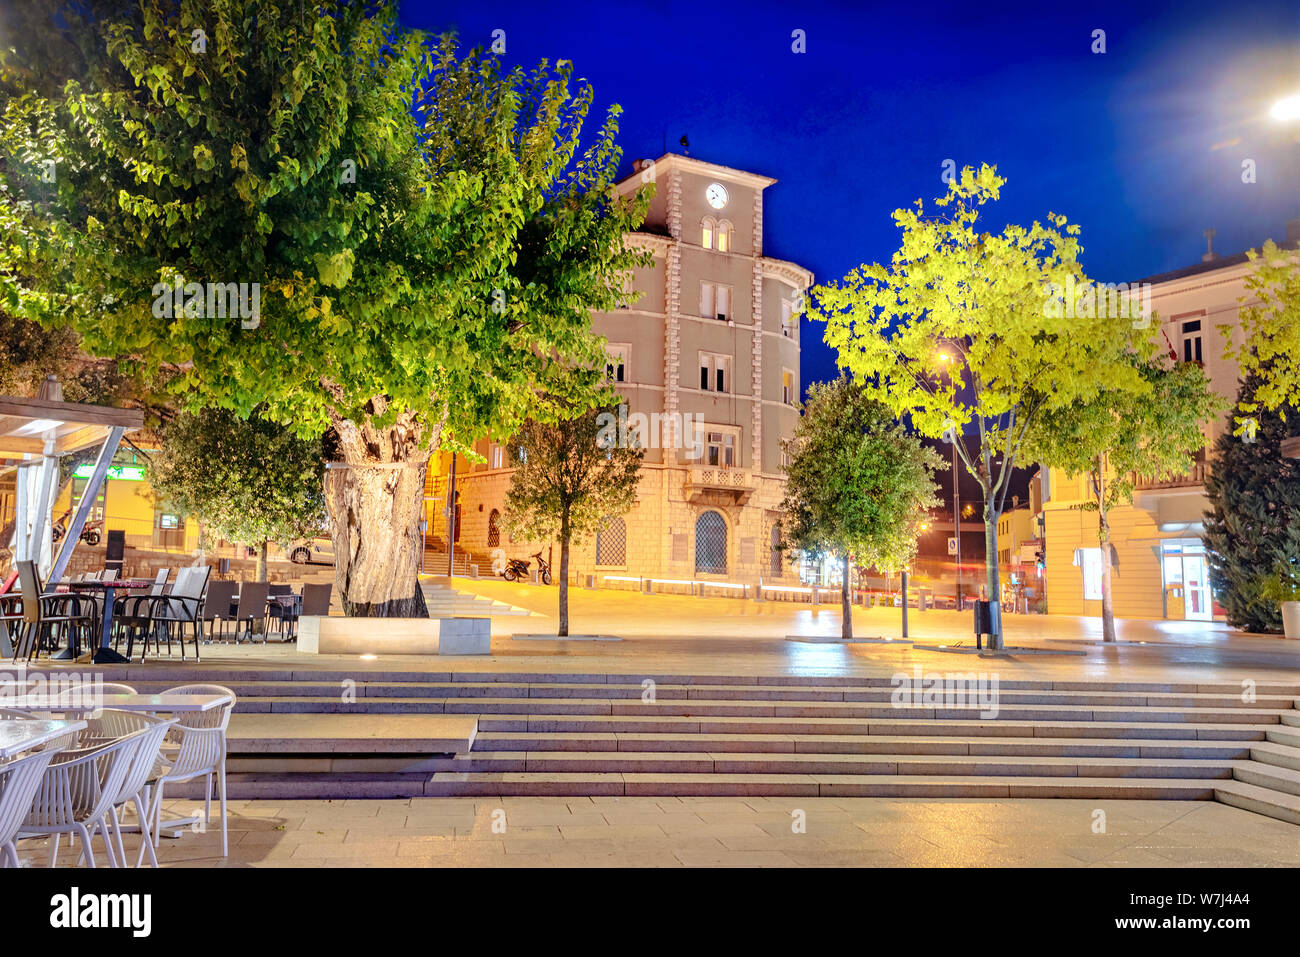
[1041,249,1263,621]
[428,155,812,585]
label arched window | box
[487,509,500,548]
[695,511,727,575]
[595,516,627,566]
[701,217,716,250]
[716,220,732,253]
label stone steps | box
[21,665,1300,822]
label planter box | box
[297,616,491,655]
[1282,601,1300,640]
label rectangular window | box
[1182,319,1203,363]
[781,299,795,337]
[159,513,180,530]
[782,370,796,405]
[491,445,504,469]
[606,344,629,383]
[700,282,715,319]
[1079,547,1103,600]
[705,431,736,467]
[699,353,731,393]
[716,284,730,320]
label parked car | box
[289,536,335,565]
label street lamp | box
[1270,92,1300,123]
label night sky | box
[399,0,1300,391]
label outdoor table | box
[53,578,151,664]
[2,692,228,714]
[0,717,87,758]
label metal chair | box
[19,728,149,867]
[11,560,95,661]
[0,746,60,867]
[231,581,270,643]
[199,580,238,642]
[118,565,211,661]
[149,684,236,857]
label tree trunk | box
[984,510,1003,650]
[255,541,268,583]
[841,552,853,640]
[1098,463,1116,643]
[558,512,571,637]
[324,401,432,618]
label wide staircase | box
[55,666,1300,825]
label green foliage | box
[503,398,644,546]
[1204,373,1300,633]
[0,0,650,450]
[1229,241,1300,425]
[148,406,326,552]
[777,376,943,573]
[1026,357,1222,520]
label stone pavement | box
[20,795,1296,868]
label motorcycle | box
[502,549,553,585]
[50,511,103,547]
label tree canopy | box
[1228,241,1300,426]
[805,164,1155,646]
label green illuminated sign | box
[73,464,145,482]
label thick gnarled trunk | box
[324,401,433,618]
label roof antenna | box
[1202,228,1217,263]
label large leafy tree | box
[777,376,943,639]
[148,407,326,581]
[0,1,648,616]
[1204,373,1300,633]
[1227,241,1300,426]
[1025,358,1220,642]
[504,397,643,637]
[805,165,1149,648]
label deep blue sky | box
[399,0,1300,388]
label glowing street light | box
[1270,92,1300,124]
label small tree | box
[805,165,1149,648]
[1227,242,1300,426]
[777,377,943,639]
[148,408,326,581]
[1204,372,1300,633]
[503,401,643,637]
[1026,358,1220,641]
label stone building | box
[424,154,813,587]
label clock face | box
[706,183,728,209]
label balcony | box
[683,466,755,505]
[1133,460,1208,491]
[1132,460,1209,529]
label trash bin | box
[973,600,1001,650]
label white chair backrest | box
[161,684,236,731]
[0,746,58,850]
[24,729,147,830]
[112,714,177,805]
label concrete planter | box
[297,615,491,655]
[1281,601,1300,640]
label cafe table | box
[0,717,87,758]
[52,578,151,664]
[2,692,229,714]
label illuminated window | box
[701,217,715,249]
[716,220,731,253]
[782,369,796,405]
[491,445,504,469]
